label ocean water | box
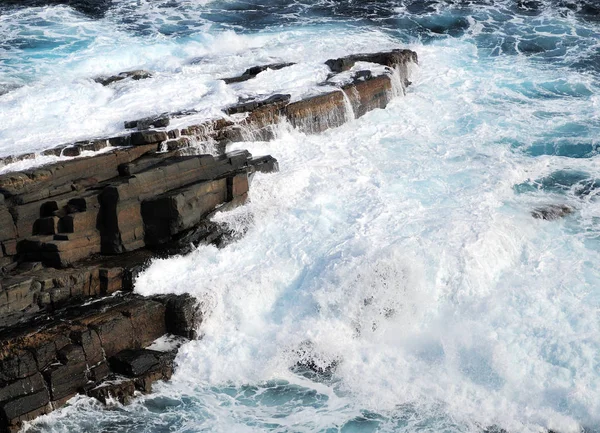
[2,0,600,432]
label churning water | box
[2,0,600,432]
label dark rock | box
[0,205,17,243]
[70,329,104,366]
[88,349,174,404]
[130,130,168,146]
[341,74,393,117]
[109,349,161,377]
[81,299,166,358]
[249,155,279,174]
[531,204,574,220]
[223,63,295,84]
[0,144,156,204]
[325,49,418,73]
[94,70,152,87]
[41,146,66,157]
[165,137,191,152]
[225,94,291,115]
[124,115,170,130]
[42,360,88,401]
[285,91,347,134]
[0,48,417,431]
[87,377,136,405]
[154,294,201,339]
[0,153,35,166]
[0,373,47,406]
[0,388,50,430]
[353,70,373,81]
[88,362,110,382]
[61,146,82,157]
[75,139,110,153]
[56,344,86,365]
[141,178,228,246]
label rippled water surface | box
[2,1,599,432]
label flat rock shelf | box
[0,49,417,432]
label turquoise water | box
[2,1,599,432]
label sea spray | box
[10,1,600,432]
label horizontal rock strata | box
[0,291,197,432]
[0,142,277,431]
[1,49,418,168]
[0,48,417,432]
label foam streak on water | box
[7,1,600,433]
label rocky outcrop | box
[94,70,152,87]
[0,292,196,432]
[0,143,271,312]
[0,48,417,431]
[223,62,296,84]
[1,49,417,170]
[0,141,276,431]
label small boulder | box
[94,70,152,87]
[130,130,168,146]
[531,204,574,220]
[109,349,162,377]
[124,115,170,130]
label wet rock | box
[165,137,191,152]
[325,49,418,73]
[225,94,291,116]
[94,70,152,87]
[293,341,340,381]
[0,145,156,204]
[0,153,35,166]
[43,357,88,402]
[531,204,574,220]
[87,377,136,405]
[130,130,168,146]
[109,349,163,377]
[249,155,280,174]
[223,62,295,84]
[124,115,170,130]
[154,294,201,339]
[285,91,347,134]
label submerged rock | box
[293,341,340,381]
[94,70,152,86]
[531,204,574,220]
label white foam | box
[0,12,401,161]
[11,4,600,433]
[132,39,600,433]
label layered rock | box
[0,48,417,432]
[0,292,198,432]
[1,49,417,170]
[0,141,276,431]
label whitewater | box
[1,0,599,432]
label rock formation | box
[0,49,418,432]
